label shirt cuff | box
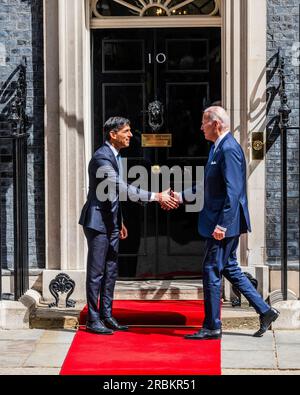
[178,192,183,203]
[216,225,227,232]
[150,192,157,202]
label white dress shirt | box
[213,130,230,153]
[106,141,119,158]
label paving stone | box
[274,330,300,344]
[39,330,76,344]
[277,344,300,369]
[0,329,44,341]
[0,340,36,354]
[222,350,276,369]
[0,353,32,368]
[23,343,71,368]
[222,330,274,351]
[0,367,60,375]
[223,369,300,375]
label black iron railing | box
[0,57,29,300]
[277,51,300,301]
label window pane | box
[103,40,144,72]
[167,39,209,72]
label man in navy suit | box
[172,106,279,339]
[79,117,179,334]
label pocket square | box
[211,161,217,165]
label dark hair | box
[103,117,130,141]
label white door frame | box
[44,0,267,272]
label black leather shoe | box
[184,328,222,340]
[86,320,114,335]
[253,307,280,337]
[103,317,129,331]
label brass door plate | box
[252,132,264,160]
[142,134,172,148]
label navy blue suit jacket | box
[197,132,251,238]
[79,142,151,233]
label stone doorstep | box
[42,276,205,303]
[32,280,259,330]
[30,303,259,330]
[30,304,84,330]
[113,287,204,300]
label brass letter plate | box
[142,134,172,148]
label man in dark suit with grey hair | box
[171,106,280,340]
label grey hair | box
[204,106,230,130]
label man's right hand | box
[157,188,180,210]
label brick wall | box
[0,0,44,270]
[266,0,299,267]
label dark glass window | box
[94,0,220,17]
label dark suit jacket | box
[184,132,251,238]
[79,142,152,233]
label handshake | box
[156,188,181,211]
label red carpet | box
[79,300,205,326]
[61,300,221,375]
[60,326,221,375]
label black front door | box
[92,27,221,279]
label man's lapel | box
[205,132,232,175]
[104,142,119,173]
[211,132,232,161]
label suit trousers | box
[202,236,270,330]
[84,227,119,322]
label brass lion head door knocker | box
[148,100,164,132]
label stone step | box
[114,279,204,300]
[30,304,84,330]
[30,303,259,330]
[42,279,205,305]
[33,279,259,330]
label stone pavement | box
[222,329,300,375]
[0,328,299,375]
[0,328,75,375]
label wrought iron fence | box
[277,52,300,301]
[0,56,29,300]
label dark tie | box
[116,154,123,180]
[116,154,124,224]
[208,144,215,163]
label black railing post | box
[20,57,29,298]
[10,57,29,300]
[278,53,291,301]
